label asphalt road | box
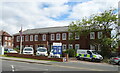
[2,60,120,72]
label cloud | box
[0,0,119,35]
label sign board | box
[0,45,4,55]
[52,43,62,54]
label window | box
[62,44,66,51]
[4,42,7,46]
[8,37,11,40]
[5,37,7,40]
[16,45,19,48]
[42,34,46,41]
[51,34,54,41]
[25,45,28,47]
[69,44,73,49]
[8,42,11,46]
[90,32,95,39]
[30,35,33,41]
[75,44,80,49]
[30,45,33,48]
[90,45,95,50]
[25,35,29,41]
[75,33,79,40]
[98,44,101,51]
[98,32,102,39]
[22,36,24,41]
[69,33,72,39]
[56,33,60,40]
[35,35,38,41]
[17,36,20,42]
[62,33,66,40]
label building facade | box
[13,26,110,52]
[0,30,13,49]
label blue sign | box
[53,46,62,54]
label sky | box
[0,0,119,35]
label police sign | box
[53,43,62,54]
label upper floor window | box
[42,34,46,41]
[30,35,33,41]
[35,35,38,41]
[90,32,95,39]
[75,33,79,40]
[51,34,54,41]
[5,37,7,40]
[8,37,11,40]
[75,44,80,49]
[56,33,60,40]
[62,33,66,40]
[17,36,20,42]
[25,35,29,41]
[69,33,72,40]
[98,32,102,39]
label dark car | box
[109,56,120,65]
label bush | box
[63,49,76,57]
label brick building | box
[13,26,110,52]
[0,30,13,49]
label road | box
[2,60,119,72]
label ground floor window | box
[69,44,73,49]
[90,45,95,50]
[75,44,80,49]
[62,44,66,51]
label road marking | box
[52,64,106,71]
[10,65,15,72]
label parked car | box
[49,49,60,58]
[4,48,18,53]
[36,47,48,56]
[109,56,120,65]
[23,47,34,55]
[76,49,103,62]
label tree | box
[68,8,118,58]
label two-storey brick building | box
[13,26,110,52]
[0,30,13,49]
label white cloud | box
[69,0,119,19]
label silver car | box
[109,56,120,65]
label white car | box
[49,49,60,58]
[36,47,48,56]
[23,47,34,55]
[7,49,18,53]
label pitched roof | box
[0,30,11,36]
[14,26,68,35]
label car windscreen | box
[37,49,46,52]
[9,49,14,51]
[24,48,32,51]
[92,51,99,55]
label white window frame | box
[30,35,33,41]
[8,42,11,46]
[35,35,38,41]
[25,35,29,41]
[42,34,46,41]
[90,32,95,39]
[75,33,79,40]
[69,44,73,49]
[75,44,80,49]
[56,33,60,40]
[62,33,66,40]
[22,36,24,41]
[90,45,95,50]
[98,32,102,39]
[62,44,67,51]
[5,36,7,40]
[69,33,72,40]
[17,36,20,42]
[4,42,7,46]
[51,34,54,41]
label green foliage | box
[68,8,118,58]
[64,49,76,57]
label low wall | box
[5,53,65,62]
